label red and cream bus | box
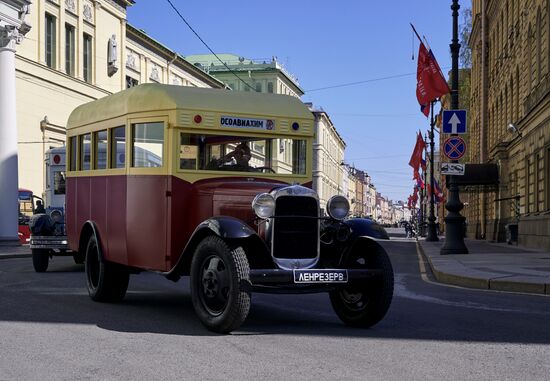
[63,84,393,333]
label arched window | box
[515,66,520,120]
[548,0,550,72]
[527,23,533,93]
[505,87,509,129]
[537,8,542,82]
[509,76,514,123]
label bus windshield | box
[179,132,307,175]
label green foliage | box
[460,7,472,68]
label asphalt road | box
[1,239,549,380]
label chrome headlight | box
[50,209,63,223]
[252,193,275,219]
[326,195,349,220]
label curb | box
[415,241,549,295]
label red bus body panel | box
[67,176,287,272]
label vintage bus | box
[64,84,393,333]
[18,188,40,244]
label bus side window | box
[132,122,163,168]
[95,130,107,169]
[110,126,125,169]
[80,133,91,170]
[69,136,77,171]
[54,171,66,194]
[180,133,198,170]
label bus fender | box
[78,221,105,262]
[166,216,258,281]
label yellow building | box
[14,0,223,197]
[469,0,550,249]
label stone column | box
[0,27,21,244]
[0,1,31,245]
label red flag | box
[416,42,450,116]
[408,132,426,172]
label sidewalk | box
[418,238,550,295]
[0,244,31,260]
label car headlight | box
[252,193,275,219]
[50,209,63,223]
[326,195,349,220]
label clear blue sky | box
[127,0,471,202]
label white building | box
[9,0,223,200]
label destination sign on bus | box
[220,116,274,130]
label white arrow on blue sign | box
[442,109,467,134]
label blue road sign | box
[443,136,466,160]
[442,109,467,134]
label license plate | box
[293,269,348,284]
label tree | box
[460,7,472,68]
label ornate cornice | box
[0,26,19,50]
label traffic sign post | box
[441,0,469,255]
[442,109,467,134]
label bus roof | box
[67,84,313,129]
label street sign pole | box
[441,0,469,255]
[426,101,438,241]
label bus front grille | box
[272,196,319,259]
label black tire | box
[190,236,251,333]
[85,234,129,303]
[330,243,394,328]
[73,252,85,265]
[32,249,49,273]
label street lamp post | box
[441,0,469,254]
[426,101,439,241]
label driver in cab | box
[220,142,251,169]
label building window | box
[267,82,274,93]
[45,13,56,68]
[126,76,139,88]
[256,83,262,92]
[65,24,75,76]
[83,33,93,83]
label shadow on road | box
[1,248,550,343]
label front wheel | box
[190,236,251,333]
[85,234,129,302]
[32,249,50,272]
[330,242,394,328]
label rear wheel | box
[73,252,85,264]
[85,234,129,302]
[330,242,394,328]
[190,236,251,333]
[32,249,49,273]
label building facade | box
[13,0,223,198]
[310,106,346,211]
[185,54,304,98]
[470,0,550,249]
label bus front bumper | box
[246,268,382,294]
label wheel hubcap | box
[199,255,230,316]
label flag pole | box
[426,100,439,241]
[410,23,423,43]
